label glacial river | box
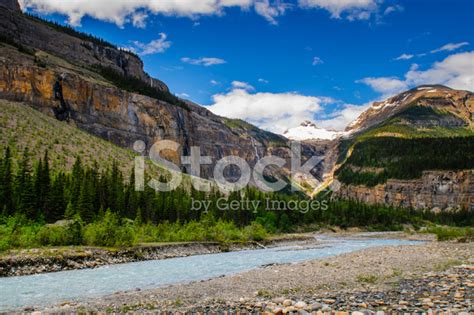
[0,236,421,311]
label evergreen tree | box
[69,157,83,214]
[47,173,66,222]
[78,172,96,222]
[0,147,14,214]
[16,148,36,218]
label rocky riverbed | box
[0,234,315,277]
[37,239,473,314]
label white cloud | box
[298,0,378,20]
[20,0,403,26]
[431,42,469,54]
[394,53,414,61]
[130,33,171,55]
[312,56,324,65]
[357,76,409,96]
[181,57,226,66]
[231,81,255,91]
[384,4,403,15]
[19,0,290,26]
[131,11,148,28]
[206,88,330,134]
[177,92,190,98]
[359,51,474,96]
[316,103,371,131]
[210,80,220,85]
[254,0,289,25]
[258,78,269,83]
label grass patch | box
[356,274,379,284]
[424,226,474,242]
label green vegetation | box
[356,274,379,284]
[0,33,35,55]
[424,226,474,242]
[24,13,128,53]
[0,143,471,251]
[92,65,190,110]
[336,136,474,186]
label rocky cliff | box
[346,85,473,134]
[0,0,168,92]
[337,170,474,211]
[0,5,325,185]
[332,86,474,211]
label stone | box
[273,307,283,315]
[321,305,331,312]
[283,300,294,307]
[310,303,322,311]
[294,301,307,309]
[322,299,336,305]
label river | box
[0,236,421,311]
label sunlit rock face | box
[0,5,326,184]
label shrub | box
[243,222,268,241]
[83,210,135,247]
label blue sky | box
[21,0,474,133]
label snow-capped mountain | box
[283,121,341,141]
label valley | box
[0,0,472,313]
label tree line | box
[0,147,471,250]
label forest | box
[336,136,474,186]
[0,147,471,250]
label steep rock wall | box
[336,170,474,211]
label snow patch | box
[284,121,341,141]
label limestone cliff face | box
[0,1,168,92]
[0,45,325,181]
[336,170,474,211]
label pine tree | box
[0,147,14,214]
[16,148,36,218]
[47,173,66,222]
[78,172,95,223]
[69,157,83,213]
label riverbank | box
[38,239,473,313]
[0,233,315,277]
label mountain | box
[0,1,326,188]
[346,85,473,136]
[283,121,341,141]
[330,85,474,210]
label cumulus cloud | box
[298,0,378,20]
[394,53,414,61]
[20,0,403,26]
[359,51,474,96]
[181,57,226,66]
[130,33,171,55]
[312,56,324,65]
[357,76,409,96]
[19,0,289,26]
[206,88,332,134]
[430,42,469,54]
[231,81,255,91]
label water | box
[0,237,421,310]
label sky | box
[19,0,474,134]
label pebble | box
[282,299,293,307]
